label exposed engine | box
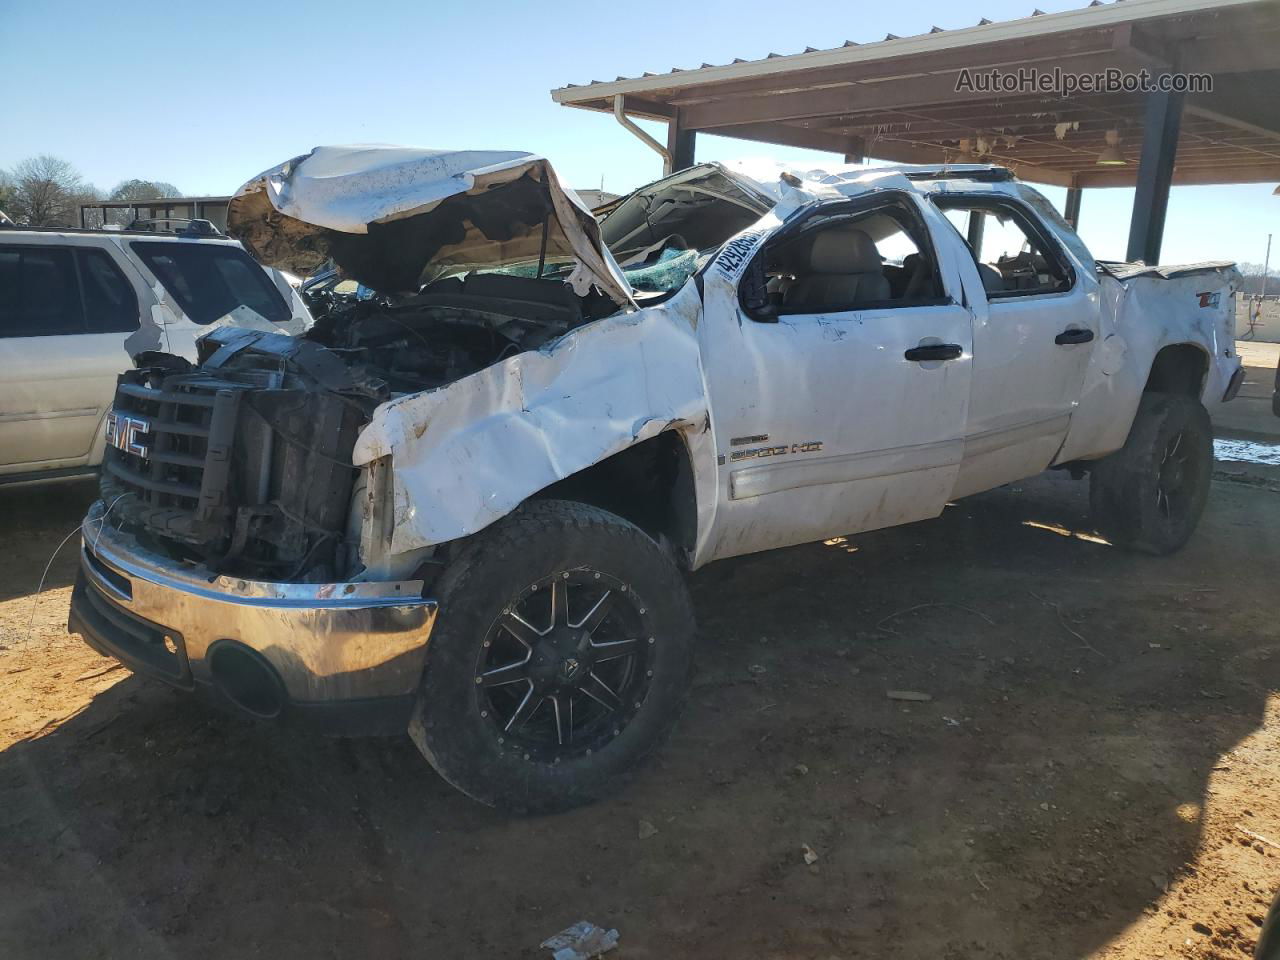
[101,273,610,582]
[305,271,609,394]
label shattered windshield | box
[620,247,702,293]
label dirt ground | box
[3,455,1280,958]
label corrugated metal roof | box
[551,0,1252,101]
[551,0,1279,191]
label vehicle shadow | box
[0,470,1274,959]
[0,479,97,603]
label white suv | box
[0,225,310,484]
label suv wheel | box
[1089,391,1212,555]
[409,499,695,812]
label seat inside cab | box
[757,202,945,316]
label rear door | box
[0,240,141,475]
[931,195,1098,498]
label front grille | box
[100,330,373,581]
[104,368,276,546]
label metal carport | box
[552,0,1280,263]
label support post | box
[1126,88,1184,264]
[1063,187,1082,230]
[666,110,696,174]
[843,137,867,165]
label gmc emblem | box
[105,411,151,458]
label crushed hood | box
[227,145,635,307]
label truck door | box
[930,195,1097,498]
[0,243,140,476]
[697,190,975,561]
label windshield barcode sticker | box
[714,228,768,280]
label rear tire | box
[409,499,695,813]
[1089,392,1212,555]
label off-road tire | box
[409,499,695,813]
[1089,391,1212,555]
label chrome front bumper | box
[70,501,437,730]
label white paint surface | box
[250,156,1241,570]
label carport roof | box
[551,0,1280,189]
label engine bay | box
[304,271,617,395]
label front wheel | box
[1089,391,1212,555]
[409,499,695,813]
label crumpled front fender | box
[352,284,714,556]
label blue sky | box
[2,0,1276,266]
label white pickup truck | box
[69,146,1242,812]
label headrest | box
[807,227,882,274]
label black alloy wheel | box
[476,569,655,762]
[1090,392,1212,555]
[1155,429,1191,521]
[409,499,695,812]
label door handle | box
[904,343,963,362]
[1055,328,1095,345]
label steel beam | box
[667,111,696,173]
[843,137,867,164]
[1063,187,1082,230]
[1080,162,1280,188]
[1126,88,1184,264]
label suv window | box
[933,197,1073,298]
[130,241,290,325]
[0,245,84,338]
[78,248,139,333]
[742,197,946,319]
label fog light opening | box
[208,642,284,719]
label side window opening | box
[130,241,291,325]
[0,245,84,338]
[78,248,140,334]
[935,198,1073,298]
[742,198,948,321]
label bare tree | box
[1239,262,1280,298]
[5,155,98,226]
